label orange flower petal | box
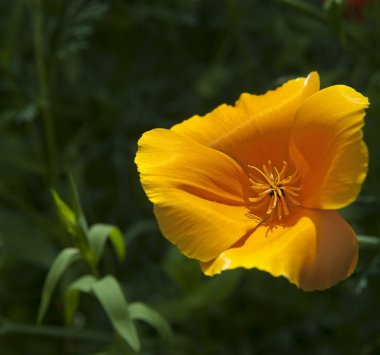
[135,128,258,261]
[290,85,369,209]
[201,208,358,291]
[172,72,320,168]
[153,193,258,262]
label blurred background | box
[1,0,380,354]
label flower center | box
[248,160,301,221]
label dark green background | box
[1,0,380,354]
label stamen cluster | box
[248,160,301,221]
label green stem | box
[28,0,59,187]
[68,175,101,278]
[357,235,380,249]
[73,227,100,279]
[0,319,111,342]
[84,248,101,279]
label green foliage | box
[88,224,125,263]
[1,0,380,354]
[65,274,173,352]
[37,185,171,352]
[37,247,83,324]
[64,274,97,326]
[51,190,77,235]
[56,0,109,59]
[128,302,173,344]
[92,275,140,352]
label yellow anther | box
[248,160,301,221]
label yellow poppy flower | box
[135,72,369,291]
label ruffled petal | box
[172,72,320,168]
[201,208,358,291]
[135,128,258,261]
[290,85,369,209]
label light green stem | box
[70,175,101,279]
[357,235,380,249]
[83,245,101,279]
[29,0,58,186]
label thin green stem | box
[0,319,111,342]
[71,224,100,279]
[68,175,101,278]
[28,0,59,187]
[357,235,380,249]
[83,245,101,279]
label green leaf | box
[51,190,76,235]
[88,224,125,263]
[37,248,83,324]
[68,174,89,236]
[64,274,97,326]
[92,275,140,352]
[129,302,173,342]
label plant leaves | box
[69,174,89,233]
[88,224,125,263]
[57,0,108,58]
[64,274,97,326]
[37,247,83,324]
[51,190,76,235]
[92,275,140,352]
[129,302,173,343]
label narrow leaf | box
[88,224,125,263]
[64,274,97,326]
[129,302,173,342]
[69,174,88,232]
[37,248,82,323]
[92,275,140,352]
[51,190,76,235]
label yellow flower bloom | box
[135,72,369,291]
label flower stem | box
[28,0,59,187]
[84,247,101,279]
[69,175,101,279]
[0,318,110,342]
[357,235,380,249]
